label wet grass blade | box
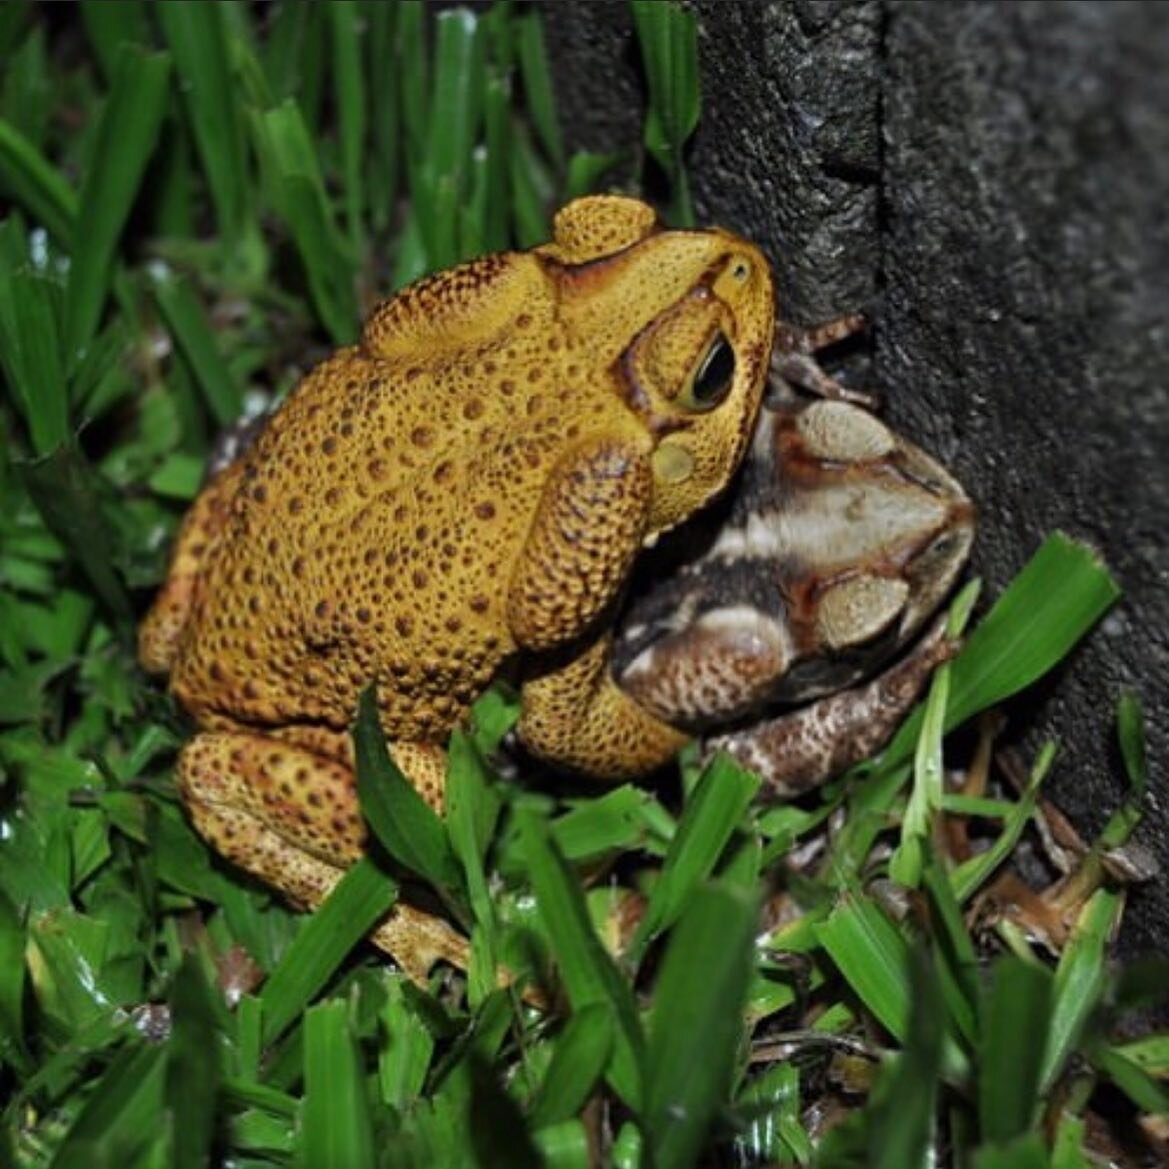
[298,1000,376,1169]
[157,2,251,249]
[643,882,758,1169]
[62,44,170,370]
[258,857,398,1046]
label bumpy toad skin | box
[616,385,975,794]
[139,195,774,979]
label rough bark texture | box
[543,0,1167,954]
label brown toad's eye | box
[680,332,736,412]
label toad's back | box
[170,249,644,740]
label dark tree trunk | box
[544,0,1169,957]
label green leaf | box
[815,893,913,1044]
[883,534,1120,767]
[157,2,252,249]
[1041,888,1121,1092]
[978,957,1052,1144]
[259,857,398,1046]
[630,0,699,225]
[516,810,645,1110]
[0,268,68,454]
[517,10,565,169]
[378,977,436,1110]
[528,1003,615,1130]
[62,45,171,369]
[627,752,758,963]
[643,882,758,1169]
[0,117,78,245]
[972,1133,1050,1169]
[151,266,242,427]
[1116,690,1147,798]
[865,950,946,1169]
[20,441,133,626]
[165,955,223,1169]
[353,687,463,897]
[330,1,366,254]
[297,1000,376,1169]
[49,1041,167,1169]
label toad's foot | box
[706,615,958,796]
[178,731,467,982]
[771,312,877,409]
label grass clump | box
[0,3,1164,1167]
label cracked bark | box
[543,0,1168,957]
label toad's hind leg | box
[178,731,467,981]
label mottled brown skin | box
[139,195,775,979]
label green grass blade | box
[151,266,242,427]
[298,1000,376,1169]
[1041,888,1121,1092]
[978,957,1052,1143]
[21,441,134,625]
[816,893,913,1044]
[353,687,463,897]
[865,950,945,1169]
[49,1042,167,1169]
[0,118,78,245]
[79,0,150,83]
[627,752,758,964]
[516,810,645,1110]
[517,10,565,170]
[62,44,171,370]
[883,534,1119,767]
[528,1002,615,1130]
[364,0,400,233]
[156,2,251,249]
[643,882,758,1169]
[165,955,223,1169]
[329,1,366,255]
[1090,1044,1169,1115]
[0,269,68,454]
[378,978,435,1109]
[259,857,398,1046]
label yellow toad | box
[139,195,775,977]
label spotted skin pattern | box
[139,195,775,980]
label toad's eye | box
[680,332,736,413]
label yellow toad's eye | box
[679,332,736,412]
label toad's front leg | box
[508,433,689,777]
[178,730,468,981]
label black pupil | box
[693,333,736,405]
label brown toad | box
[139,195,775,978]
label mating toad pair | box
[140,196,973,978]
